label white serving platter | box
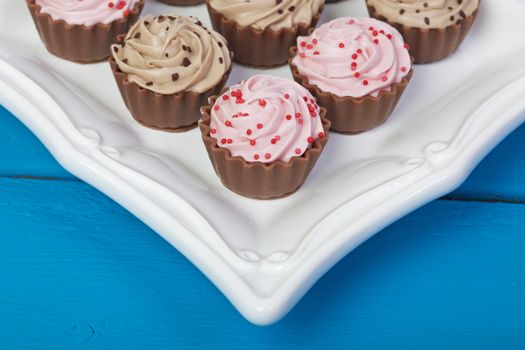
[1,0,525,325]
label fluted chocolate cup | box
[199,97,331,199]
[27,0,144,63]
[367,4,480,64]
[289,47,413,134]
[110,36,232,132]
[158,0,204,5]
[206,2,323,68]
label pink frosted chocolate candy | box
[292,17,411,98]
[209,75,325,164]
[35,0,140,26]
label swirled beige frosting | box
[111,15,231,94]
[208,0,325,31]
[366,0,479,29]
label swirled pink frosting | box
[292,17,411,98]
[35,0,140,26]
[209,75,325,164]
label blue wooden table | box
[0,104,524,349]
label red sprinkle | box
[401,66,407,72]
[313,51,320,55]
[250,140,256,146]
[318,132,325,138]
[339,43,345,48]
[257,123,263,129]
[222,95,229,101]
[354,72,360,78]
[363,80,369,86]
[373,39,379,45]
[225,120,232,127]
[352,53,358,60]
[295,148,302,155]
[284,93,290,99]
[220,138,227,144]
[210,128,216,134]
[285,114,292,120]
[246,129,252,135]
[254,154,260,160]
[265,153,271,160]
[295,113,302,119]
[307,137,315,144]
[271,139,277,144]
[300,41,307,47]
[227,139,233,144]
[213,105,220,111]
[382,76,388,82]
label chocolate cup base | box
[135,118,198,133]
[206,3,323,68]
[231,58,289,70]
[289,50,413,134]
[46,49,110,65]
[27,0,144,63]
[111,56,231,132]
[216,177,301,200]
[332,118,388,135]
[367,4,479,64]
[158,0,204,5]
[199,98,331,199]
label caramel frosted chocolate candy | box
[110,15,232,131]
[366,0,480,63]
[206,0,325,67]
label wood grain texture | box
[1,104,525,348]
[0,177,524,349]
[0,106,72,179]
[449,122,525,202]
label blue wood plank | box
[0,177,524,349]
[450,121,525,202]
[0,105,72,179]
[2,104,525,200]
